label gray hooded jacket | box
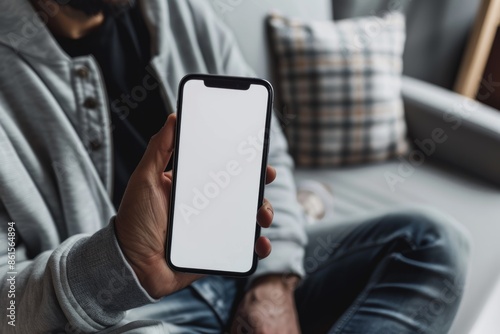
[0,0,307,332]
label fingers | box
[256,198,273,259]
[255,236,272,259]
[257,198,273,228]
[265,165,276,184]
[163,171,173,181]
[136,114,177,176]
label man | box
[0,0,470,333]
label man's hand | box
[114,114,276,299]
[231,275,301,334]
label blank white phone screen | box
[170,79,270,273]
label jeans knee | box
[387,207,471,277]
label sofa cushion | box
[268,13,409,167]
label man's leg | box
[125,277,240,333]
[295,209,470,334]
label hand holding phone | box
[114,91,275,298]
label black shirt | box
[55,6,167,208]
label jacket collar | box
[137,0,169,60]
[0,0,69,62]
[0,0,169,64]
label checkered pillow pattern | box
[268,13,409,167]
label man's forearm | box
[251,274,301,291]
[232,274,302,334]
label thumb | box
[136,113,177,175]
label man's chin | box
[54,0,134,17]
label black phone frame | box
[166,74,274,277]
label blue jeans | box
[127,210,470,333]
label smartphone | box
[166,74,274,276]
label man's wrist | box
[250,274,301,292]
[114,217,164,299]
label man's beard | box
[54,0,135,16]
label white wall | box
[210,0,332,79]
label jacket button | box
[89,139,102,150]
[83,97,98,109]
[75,67,89,79]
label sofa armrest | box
[402,76,500,187]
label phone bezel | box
[166,73,274,277]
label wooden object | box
[454,0,500,99]
[479,28,500,109]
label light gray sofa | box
[211,1,500,333]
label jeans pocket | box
[191,276,239,325]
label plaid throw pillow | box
[268,13,409,167]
